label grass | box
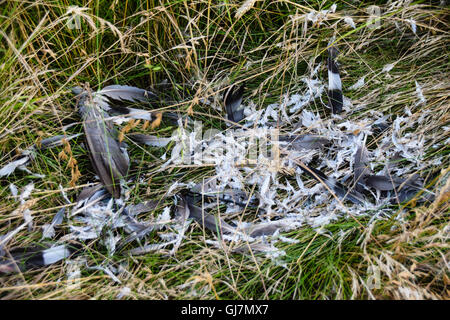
[0,0,449,299]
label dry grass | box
[0,0,448,299]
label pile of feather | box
[0,45,437,276]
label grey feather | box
[364,175,401,191]
[93,85,182,123]
[354,145,370,192]
[279,134,329,150]
[364,174,434,203]
[125,201,158,216]
[76,184,105,203]
[42,208,65,239]
[128,133,171,147]
[186,197,236,235]
[303,165,366,205]
[0,157,30,177]
[38,133,83,150]
[78,91,130,198]
[189,178,254,208]
[99,85,157,103]
[246,221,290,237]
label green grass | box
[0,1,449,299]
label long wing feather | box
[0,244,79,273]
[79,91,130,198]
[93,85,182,123]
[94,85,157,121]
[327,46,343,114]
[99,85,157,102]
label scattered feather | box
[406,19,417,34]
[187,197,237,235]
[354,144,370,192]
[382,63,394,73]
[415,81,427,106]
[117,286,131,299]
[42,208,65,239]
[327,46,343,114]
[224,83,245,123]
[127,239,178,255]
[125,201,158,216]
[88,264,121,283]
[235,0,257,19]
[170,196,192,255]
[9,183,18,198]
[0,157,29,177]
[0,244,75,273]
[349,76,365,90]
[78,90,130,198]
[128,133,171,147]
[302,165,366,205]
[280,134,329,151]
[344,16,356,29]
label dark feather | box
[0,244,80,273]
[76,184,105,203]
[97,85,157,121]
[90,84,184,124]
[224,83,245,123]
[372,122,390,135]
[396,188,421,203]
[364,174,434,203]
[327,46,343,114]
[186,196,236,235]
[189,178,255,208]
[174,196,190,224]
[117,219,160,250]
[364,175,401,191]
[303,165,366,205]
[247,222,288,237]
